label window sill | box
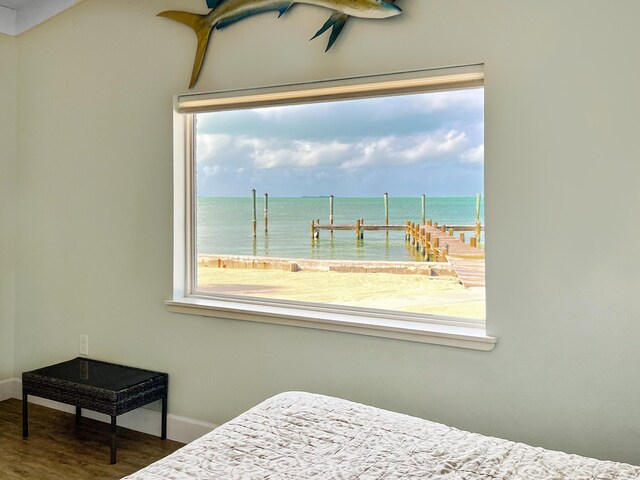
[166,296,497,351]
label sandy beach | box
[197,266,485,320]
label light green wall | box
[0,34,17,380]
[12,0,640,465]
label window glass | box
[193,88,485,320]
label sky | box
[195,87,484,197]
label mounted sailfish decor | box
[158,0,402,89]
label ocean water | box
[196,196,484,262]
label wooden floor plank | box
[0,399,183,479]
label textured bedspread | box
[123,391,640,479]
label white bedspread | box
[123,391,640,479]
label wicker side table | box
[22,357,168,464]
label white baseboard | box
[2,378,216,444]
[0,378,16,402]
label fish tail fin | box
[158,11,214,89]
[310,12,349,52]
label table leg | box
[22,392,28,438]
[161,395,167,440]
[75,406,81,425]
[110,416,117,464]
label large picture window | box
[169,66,496,351]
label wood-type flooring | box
[0,399,183,479]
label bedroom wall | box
[12,0,640,464]
[0,34,17,380]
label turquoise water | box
[197,196,484,262]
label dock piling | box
[329,195,334,226]
[421,194,426,225]
[264,193,268,233]
[251,189,257,237]
[475,193,482,246]
[384,193,389,225]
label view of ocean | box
[197,196,484,262]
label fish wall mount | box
[159,0,402,89]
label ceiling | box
[0,0,33,9]
[0,0,79,36]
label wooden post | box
[251,189,257,237]
[355,219,361,240]
[459,232,465,243]
[475,193,482,246]
[264,193,268,233]
[421,194,426,225]
[329,194,334,226]
[448,228,454,236]
[384,192,389,225]
[405,220,411,240]
[470,236,477,248]
[440,225,446,233]
[427,219,432,227]
[311,220,318,239]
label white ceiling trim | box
[0,5,16,36]
[0,0,78,36]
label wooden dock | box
[252,190,485,288]
[405,221,485,288]
[310,219,485,288]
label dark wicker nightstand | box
[22,357,168,464]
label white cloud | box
[348,130,469,168]
[196,129,471,173]
[196,134,233,161]
[251,140,352,169]
[460,144,484,163]
[400,130,468,162]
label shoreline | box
[198,254,458,277]
[196,255,485,320]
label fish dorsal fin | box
[216,2,293,30]
[206,0,223,8]
[310,12,349,52]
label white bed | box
[123,391,640,479]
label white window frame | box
[167,64,497,351]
